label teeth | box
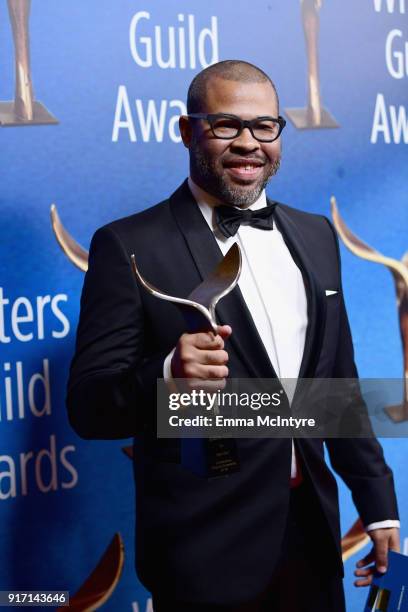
[228,164,260,172]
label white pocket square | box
[325,289,338,296]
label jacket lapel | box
[271,202,327,379]
[170,180,277,378]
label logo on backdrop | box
[111,11,219,143]
[371,0,408,144]
[0,287,78,500]
[285,0,339,130]
[0,0,58,127]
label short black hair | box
[187,60,279,114]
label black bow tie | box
[215,202,276,238]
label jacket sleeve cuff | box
[365,520,400,532]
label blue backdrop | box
[0,1,407,610]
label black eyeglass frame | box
[187,112,286,142]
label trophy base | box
[0,100,58,126]
[285,107,339,130]
[384,403,408,423]
[181,438,240,478]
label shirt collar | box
[187,176,269,235]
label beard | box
[189,141,281,208]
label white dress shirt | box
[163,177,399,533]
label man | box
[67,60,400,611]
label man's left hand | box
[354,527,400,587]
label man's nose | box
[230,126,260,151]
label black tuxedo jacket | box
[67,180,398,604]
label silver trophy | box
[131,246,241,334]
[131,246,242,478]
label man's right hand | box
[171,325,232,390]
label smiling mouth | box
[223,161,265,181]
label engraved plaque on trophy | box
[0,0,58,126]
[285,0,339,130]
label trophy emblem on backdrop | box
[0,0,58,126]
[285,0,339,130]
[332,198,408,423]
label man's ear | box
[179,115,192,148]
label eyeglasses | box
[187,113,286,143]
